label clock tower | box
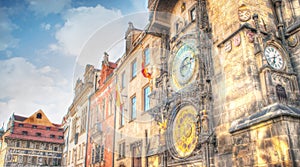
[148,0,300,166]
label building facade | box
[0,110,64,167]
[146,0,300,166]
[87,54,117,167]
[113,22,163,167]
[57,0,300,166]
[63,64,97,167]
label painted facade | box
[0,110,64,166]
[87,54,117,167]
[63,64,97,167]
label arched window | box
[36,113,42,119]
[276,85,287,102]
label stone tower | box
[148,0,300,166]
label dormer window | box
[36,113,42,119]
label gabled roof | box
[23,109,55,127]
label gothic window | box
[276,85,287,102]
[36,113,42,119]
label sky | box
[0,0,149,126]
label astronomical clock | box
[164,37,211,165]
[169,44,198,91]
[166,104,198,159]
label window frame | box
[143,85,151,111]
[144,47,150,66]
[120,106,125,127]
[121,71,126,89]
[131,59,137,79]
[130,95,137,120]
[190,7,196,22]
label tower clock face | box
[171,44,198,90]
[264,46,284,70]
[171,105,198,158]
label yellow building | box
[113,22,163,167]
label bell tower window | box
[276,85,287,102]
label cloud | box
[0,7,19,51]
[54,5,122,57]
[0,57,72,125]
[130,0,148,12]
[41,23,51,30]
[26,0,71,16]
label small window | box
[190,8,196,21]
[58,128,63,132]
[32,125,37,129]
[54,146,58,151]
[120,107,125,127]
[118,142,125,159]
[36,133,41,137]
[22,131,28,135]
[46,127,51,130]
[18,124,24,127]
[131,59,137,79]
[36,113,42,119]
[58,136,63,139]
[131,96,137,120]
[50,134,55,138]
[144,86,151,111]
[181,2,186,12]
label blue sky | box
[0,0,148,126]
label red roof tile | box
[14,115,27,121]
[6,133,64,144]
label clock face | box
[172,105,198,158]
[264,46,284,70]
[171,44,197,90]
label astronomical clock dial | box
[264,46,284,70]
[171,44,198,90]
[172,105,198,158]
